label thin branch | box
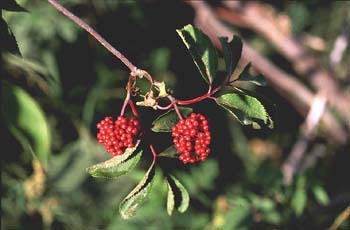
[282,94,327,185]
[168,96,183,120]
[47,0,137,72]
[329,205,350,230]
[177,86,220,105]
[149,144,157,161]
[330,20,349,67]
[129,100,139,117]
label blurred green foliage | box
[1,0,349,229]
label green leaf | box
[119,158,156,219]
[216,93,273,129]
[176,24,218,84]
[235,63,267,86]
[166,174,190,215]
[1,82,51,165]
[225,196,251,229]
[312,185,329,206]
[86,141,141,179]
[0,0,27,12]
[151,107,193,132]
[158,145,179,158]
[291,176,307,216]
[219,36,242,77]
[0,18,21,55]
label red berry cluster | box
[96,116,140,156]
[172,113,211,164]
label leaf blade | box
[166,174,190,215]
[235,63,266,86]
[0,0,27,12]
[119,158,156,219]
[216,93,273,129]
[1,82,51,165]
[151,107,192,132]
[86,141,141,179]
[176,24,218,84]
[219,36,242,77]
[158,145,179,158]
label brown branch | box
[218,2,350,127]
[47,0,137,72]
[282,94,327,185]
[329,205,350,230]
[188,1,347,144]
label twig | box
[330,21,349,68]
[167,95,183,120]
[149,144,157,161]
[282,94,327,185]
[47,0,137,72]
[187,0,347,144]
[329,205,350,230]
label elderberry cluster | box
[96,116,140,156]
[172,113,211,164]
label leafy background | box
[1,0,349,229]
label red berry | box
[172,113,211,164]
[96,116,141,156]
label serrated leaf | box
[0,0,27,12]
[166,174,190,215]
[151,107,193,132]
[236,63,266,86]
[86,141,141,179]
[312,185,329,206]
[176,24,218,84]
[119,158,156,219]
[216,93,273,129]
[219,36,242,77]
[1,82,51,165]
[158,145,179,158]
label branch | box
[188,0,347,144]
[329,204,350,230]
[282,94,327,185]
[47,0,137,72]
[218,2,350,127]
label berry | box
[96,116,141,156]
[172,113,211,164]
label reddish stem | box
[177,86,221,105]
[120,89,131,116]
[156,103,174,110]
[129,100,139,117]
[47,0,136,72]
[149,144,157,161]
[168,96,183,120]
